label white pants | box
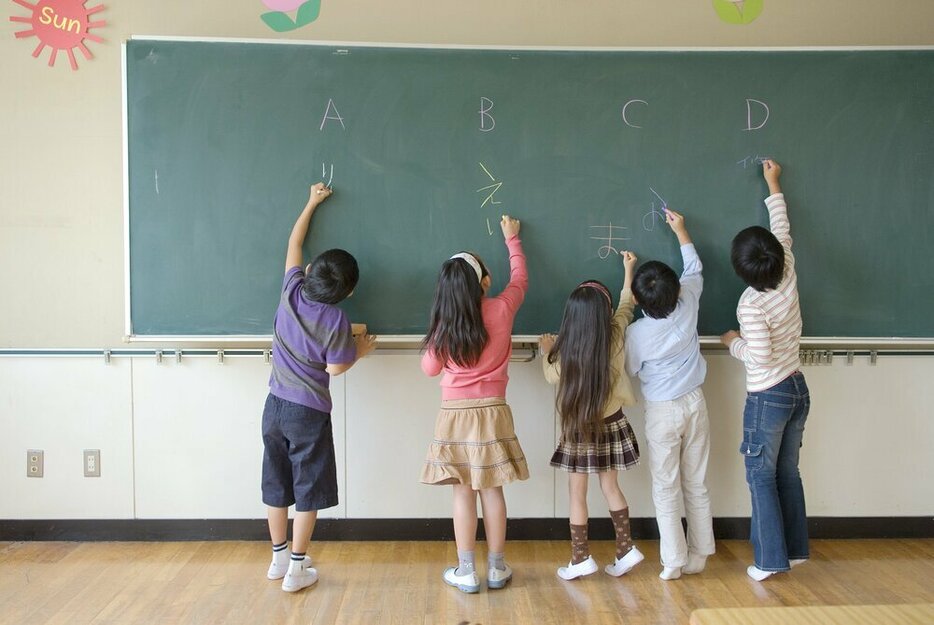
[644,388,715,568]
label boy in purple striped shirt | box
[263,182,376,592]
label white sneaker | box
[790,558,807,567]
[267,551,297,580]
[487,564,513,589]
[683,553,707,575]
[746,565,774,581]
[557,555,598,580]
[659,566,682,581]
[604,546,644,577]
[282,557,318,592]
[442,567,480,593]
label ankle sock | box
[455,550,475,577]
[569,523,590,565]
[290,552,307,569]
[488,551,506,572]
[609,508,633,559]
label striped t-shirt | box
[268,267,356,412]
[729,193,803,392]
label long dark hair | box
[548,281,618,445]
[423,252,489,367]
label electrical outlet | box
[83,449,101,478]
[27,449,44,478]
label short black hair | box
[632,261,679,319]
[731,226,785,292]
[302,249,359,304]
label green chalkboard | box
[126,40,934,337]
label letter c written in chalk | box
[622,100,649,129]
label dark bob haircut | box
[632,261,680,319]
[730,226,784,292]
[302,248,359,304]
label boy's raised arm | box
[286,182,332,272]
[666,209,703,301]
[762,160,792,249]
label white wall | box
[2,352,931,520]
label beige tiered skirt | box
[420,397,530,490]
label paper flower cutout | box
[260,0,320,33]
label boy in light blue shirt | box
[625,209,715,581]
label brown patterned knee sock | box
[609,508,633,559]
[569,523,590,565]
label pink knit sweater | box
[421,235,528,400]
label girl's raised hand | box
[620,250,638,273]
[500,214,521,238]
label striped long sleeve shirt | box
[728,193,803,392]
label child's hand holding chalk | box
[665,208,685,230]
[500,214,521,238]
[309,182,332,205]
[620,250,638,273]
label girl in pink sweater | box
[420,215,530,594]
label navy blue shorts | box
[261,393,338,512]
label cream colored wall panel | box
[132,356,348,519]
[502,356,559,517]
[343,355,450,518]
[0,357,134,519]
[794,356,934,516]
[344,353,558,518]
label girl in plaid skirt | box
[539,250,644,581]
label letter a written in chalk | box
[320,99,346,131]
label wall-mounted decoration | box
[260,0,321,33]
[713,0,763,25]
[10,0,106,70]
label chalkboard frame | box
[122,37,934,346]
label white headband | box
[449,252,483,284]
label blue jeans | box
[740,372,810,571]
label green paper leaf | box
[712,0,764,25]
[294,0,322,28]
[261,11,299,33]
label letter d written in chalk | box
[744,99,770,131]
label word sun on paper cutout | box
[260,0,321,33]
[9,0,106,70]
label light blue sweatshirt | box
[624,243,707,402]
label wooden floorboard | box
[1,539,933,624]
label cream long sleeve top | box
[542,287,638,417]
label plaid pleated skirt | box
[420,397,530,490]
[550,409,640,473]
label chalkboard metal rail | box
[121,335,934,349]
[4,345,934,360]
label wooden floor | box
[1,539,932,624]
